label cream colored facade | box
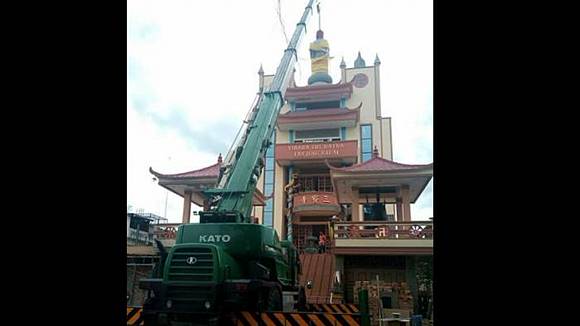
[255,57,394,237]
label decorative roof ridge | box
[150,161,221,179]
[325,156,433,172]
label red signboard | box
[293,192,341,216]
[275,140,358,161]
[294,192,339,206]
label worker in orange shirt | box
[318,232,327,253]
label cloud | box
[130,23,158,41]
[128,56,238,156]
[127,0,433,222]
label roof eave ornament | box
[373,146,380,158]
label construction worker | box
[318,232,327,253]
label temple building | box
[148,29,433,314]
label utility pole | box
[164,192,168,219]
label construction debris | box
[354,281,415,325]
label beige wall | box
[264,60,393,236]
[344,65,392,161]
[381,117,393,160]
[276,128,290,145]
[346,67,378,122]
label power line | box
[274,0,302,81]
[275,0,289,44]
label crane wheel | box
[296,286,307,311]
[259,286,282,311]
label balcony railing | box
[333,221,433,240]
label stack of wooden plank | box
[354,281,414,325]
[398,282,414,311]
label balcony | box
[293,191,341,217]
[332,221,433,255]
[275,140,358,166]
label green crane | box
[141,1,316,324]
[201,0,316,225]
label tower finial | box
[374,54,381,65]
[340,57,346,69]
[258,64,264,75]
[354,51,366,68]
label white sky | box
[127,0,433,223]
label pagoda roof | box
[149,162,220,180]
[149,154,267,206]
[327,150,433,203]
[278,105,360,127]
[284,81,353,103]
[326,156,432,173]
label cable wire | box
[275,0,303,81]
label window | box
[360,124,373,162]
[295,100,340,111]
[296,175,333,192]
[263,199,273,226]
[294,128,340,143]
[262,133,276,227]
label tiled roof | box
[328,151,432,173]
[150,162,220,180]
[285,82,353,102]
[150,154,223,180]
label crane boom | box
[200,0,316,224]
